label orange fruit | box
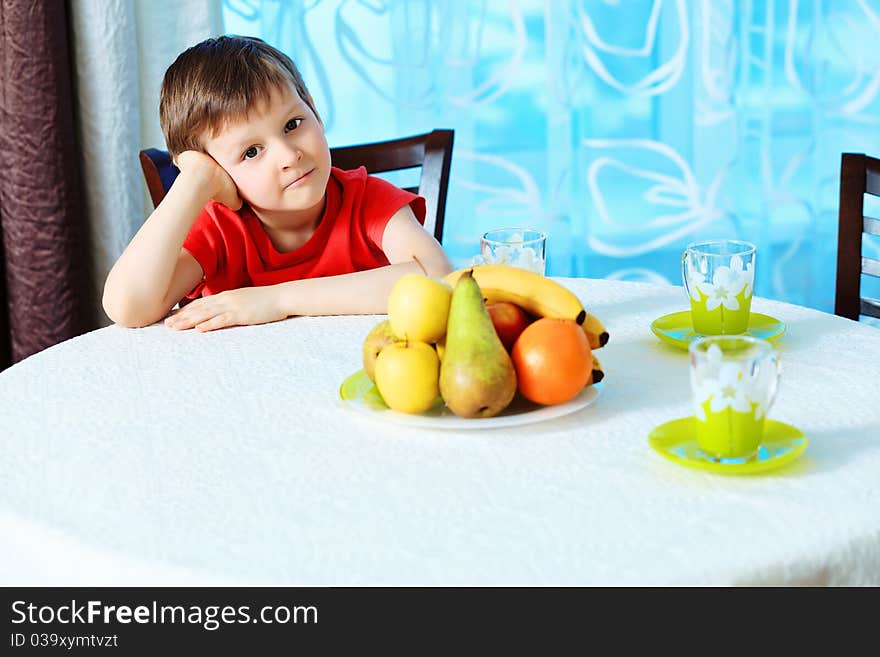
[511,317,592,405]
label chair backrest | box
[836,153,880,321]
[138,129,454,243]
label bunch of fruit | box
[361,264,609,418]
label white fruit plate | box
[338,369,603,430]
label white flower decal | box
[692,343,776,421]
[743,261,754,297]
[744,356,778,420]
[698,265,742,311]
[684,258,706,302]
[686,253,754,308]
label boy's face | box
[202,82,331,229]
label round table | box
[2,279,879,585]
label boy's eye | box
[244,146,258,160]
[284,118,303,133]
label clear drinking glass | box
[682,240,756,335]
[689,335,780,461]
[480,227,547,275]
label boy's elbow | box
[102,296,139,328]
[420,252,454,279]
[102,289,161,328]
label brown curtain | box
[0,0,90,370]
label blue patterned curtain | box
[223,0,880,312]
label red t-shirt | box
[182,166,426,298]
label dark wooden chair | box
[139,128,454,243]
[836,153,880,321]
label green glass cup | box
[682,240,756,335]
[689,335,780,461]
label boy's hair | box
[160,35,317,157]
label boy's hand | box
[164,286,288,332]
[175,150,242,210]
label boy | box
[103,35,452,331]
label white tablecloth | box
[2,279,879,586]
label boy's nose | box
[278,142,303,169]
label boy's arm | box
[102,152,240,328]
[164,205,454,332]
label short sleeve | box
[360,175,427,249]
[182,203,224,298]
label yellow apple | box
[362,319,400,381]
[374,340,440,414]
[387,274,452,343]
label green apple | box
[362,319,400,381]
[374,340,440,414]
[387,274,452,343]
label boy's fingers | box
[166,303,210,329]
[195,313,232,332]
[165,296,239,331]
[183,298,215,317]
[166,317,192,330]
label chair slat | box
[866,166,880,195]
[330,134,427,173]
[837,154,880,321]
[866,175,880,196]
[862,257,880,278]
[861,297,880,319]
[836,154,866,319]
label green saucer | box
[650,311,785,350]
[648,417,808,475]
[339,369,603,430]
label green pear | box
[362,320,400,381]
[439,270,517,418]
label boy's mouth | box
[284,169,314,189]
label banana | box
[588,354,604,386]
[581,310,610,351]
[445,264,584,321]
[443,265,610,349]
